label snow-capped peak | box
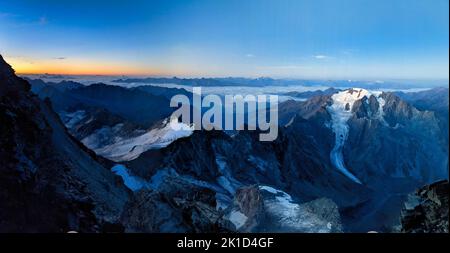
[330,88,373,112]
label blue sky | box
[0,0,448,79]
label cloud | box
[313,55,332,60]
[268,65,310,70]
[54,57,66,60]
[245,54,255,58]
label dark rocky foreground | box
[400,180,449,233]
[0,55,130,232]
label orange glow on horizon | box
[5,56,166,76]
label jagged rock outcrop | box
[0,55,130,232]
[225,185,265,232]
[346,93,447,183]
[120,176,233,232]
[224,185,343,232]
[400,180,449,233]
[396,87,449,156]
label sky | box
[0,0,448,80]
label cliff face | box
[400,180,449,233]
[0,55,130,232]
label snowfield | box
[84,118,194,162]
[258,186,338,232]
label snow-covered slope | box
[327,88,385,184]
[259,186,341,232]
[61,110,194,162]
[85,118,194,162]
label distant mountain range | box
[112,76,448,89]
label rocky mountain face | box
[396,87,449,152]
[400,180,449,233]
[395,87,449,115]
[68,83,173,127]
[26,80,174,128]
[345,91,447,186]
[121,176,233,233]
[119,125,367,231]
[127,127,369,204]
[0,55,130,232]
[60,107,142,143]
[327,89,447,231]
[26,79,196,162]
[120,88,447,232]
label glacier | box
[111,164,150,191]
[327,88,385,184]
